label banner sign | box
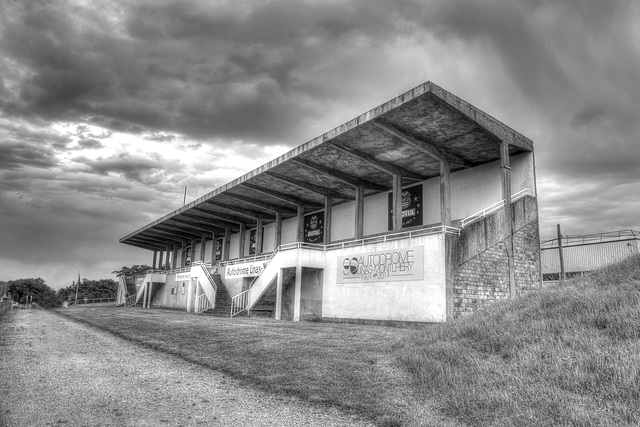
[337,246,424,283]
[225,260,268,279]
[176,272,191,282]
[388,184,423,230]
[304,211,324,244]
[215,238,223,261]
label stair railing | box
[230,289,249,317]
[195,290,215,314]
[461,188,535,228]
[124,294,137,307]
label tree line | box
[2,265,152,309]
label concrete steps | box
[201,274,237,317]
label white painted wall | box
[281,217,297,244]
[321,233,447,322]
[229,234,239,259]
[331,202,355,241]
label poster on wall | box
[337,246,424,283]
[215,238,223,261]
[304,211,324,244]
[249,228,264,255]
[388,184,423,230]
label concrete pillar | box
[239,224,246,258]
[275,268,283,320]
[355,185,364,239]
[147,282,153,308]
[223,228,231,261]
[293,263,302,321]
[186,278,193,312]
[200,234,207,262]
[275,212,283,249]
[297,205,305,242]
[157,250,163,270]
[324,196,332,245]
[142,282,149,308]
[256,218,263,255]
[501,141,512,207]
[440,159,451,226]
[392,174,403,232]
[172,245,178,269]
[210,231,217,264]
[165,247,171,271]
[152,251,158,269]
[181,241,187,268]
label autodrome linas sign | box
[337,246,424,283]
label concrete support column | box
[181,241,187,268]
[165,248,171,271]
[355,185,364,240]
[152,251,158,269]
[256,218,263,256]
[293,262,302,321]
[392,174,403,232]
[238,224,246,259]
[297,205,305,242]
[190,239,196,265]
[172,245,178,269]
[200,234,207,262]
[186,278,193,312]
[440,159,451,226]
[147,282,153,308]
[324,196,332,245]
[275,268,283,320]
[223,228,231,261]
[157,250,163,269]
[501,141,512,207]
[275,212,283,249]
[210,231,217,264]
[142,283,148,308]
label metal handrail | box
[195,290,215,314]
[230,289,249,317]
[461,188,535,228]
[124,294,137,307]
[192,261,217,292]
[541,229,640,249]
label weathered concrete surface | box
[0,309,374,427]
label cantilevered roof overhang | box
[120,81,533,250]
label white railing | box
[461,188,535,228]
[231,289,249,317]
[192,261,217,292]
[195,290,215,314]
[124,294,137,307]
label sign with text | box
[337,246,424,283]
[176,272,191,282]
[224,260,268,279]
[388,184,423,230]
[304,211,324,244]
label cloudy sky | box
[1,0,639,289]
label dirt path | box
[0,309,374,427]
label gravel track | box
[0,309,374,427]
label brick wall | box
[451,196,541,317]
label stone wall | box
[451,196,541,317]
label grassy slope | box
[400,254,640,426]
[56,254,640,426]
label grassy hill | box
[400,254,640,426]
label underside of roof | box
[120,81,534,250]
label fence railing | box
[195,290,215,314]
[72,297,117,305]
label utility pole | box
[183,187,187,206]
[557,224,566,282]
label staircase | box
[201,274,239,317]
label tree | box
[56,278,118,302]
[112,265,152,278]
[7,278,58,308]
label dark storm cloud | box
[77,138,104,150]
[0,141,59,170]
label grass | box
[400,254,640,426]
[56,254,640,426]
